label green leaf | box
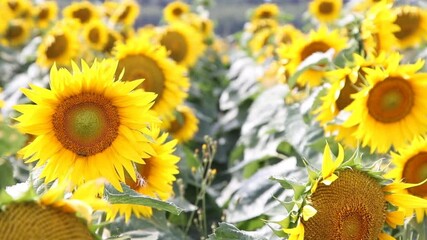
[270,177,307,200]
[105,184,183,215]
[0,158,14,189]
[208,222,267,240]
[0,121,27,156]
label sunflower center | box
[0,202,94,240]
[303,170,386,240]
[103,32,117,54]
[88,28,100,43]
[367,77,414,123]
[172,7,183,17]
[300,41,331,61]
[117,55,165,103]
[45,34,68,59]
[5,24,23,40]
[160,31,188,63]
[318,1,334,14]
[403,152,427,197]
[117,5,131,21]
[259,10,272,19]
[52,93,120,157]
[336,77,359,111]
[168,113,185,134]
[394,10,420,40]
[7,1,18,11]
[38,7,49,20]
[72,8,92,24]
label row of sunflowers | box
[1,0,427,239]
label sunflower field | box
[1,0,427,239]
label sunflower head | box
[4,0,32,18]
[393,6,427,49]
[163,105,199,143]
[163,1,190,23]
[33,1,58,29]
[63,1,100,26]
[83,20,109,51]
[1,18,32,47]
[102,28,123,55]
[251,3,280,22]
[274,24,303,46]
[109,0,140,26]
[309,0,342,23]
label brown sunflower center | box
[88,28,100,43]
[0,202,94,240]
[38,7,49,20]
[394,9,421,40]
[318,1,334,14]
[303,170,386,240]
[117,5,131,21]
[117,55,165,103]
[172,7,183,17]
[160,31,188,63]
[72,7,92,24]
[402,152,427,197]
[102,32,118,54]
[45,34,68,59]
[259,10,273,19]
[168,113,186,134]
[336,77,359,111]
[5,24,23,40]
[125,162,152,190]
[367,77,414,123]
[52,93,120,157]
[7,1,18,11]
[300,41,331,61]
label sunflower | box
[245,18,278,35]
[158,23,205,67]
[277,26,347,88]
[353,0,395,12]
[102,28,123,55]
[248,28,275,62]
[36,20,81,68]
[186,14,214,39]
[388,136,427,223]
[106,127,179,221]
[282,143,427,240]
[83,20,109,51]
[33,1,58,29]
[251,3,279,22]
[309,0,342,23]
[1,18,31,47]
[361,2,399,55]
[15,59,160,191]
[164,105,199,143]
[4,0,32,18]
[63,1,100,26]
[114,37,189,118]
[163,1,190,23]
[109,0,140,26]
[273,24,303,46]
[0,180,108,240]
[393,6,427,49]
[343,56,427,153]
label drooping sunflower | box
[1,18,31,47]
[158,23,205,67]
[33,1,58,29]
[106,127,179,221]
[36,20,80,68]
[163,0,190,23]
[277,25,347,88]
[309,0,342,23]
[344,57,427,153]
[15,59,160,191]
[83,20,109,51]
[109,0,140,26]
[281,143,427,240]
[0,180,108,240]
[163,105,199,143]
[251,3,280,22]
[393,6,427,49]
[388,136,427,223]
[63,1,100,26]
[114,37,189,118]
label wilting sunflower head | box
[343,55,427,153]
[163,0,190,23]
[63,1,100,26]
[277,25,347,88]
[0,180,108,240]
[251,3,280,22]
[0,18,32,47]
[309,0,342,23]
[114,36,189,118]
[4,0,32,18]
[163,105,199,143]
[107,127,180,221]
[158,22,206,67]
[109,0,140,26]
[280,143,427,240]
[392,5,427,49]
[83,20,109,51]
[33,1,58,29]
[15,59,161,191]
[36,20,81,68]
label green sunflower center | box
[403,152,427,197]
[0,202,94,240]
[394,9,421,40]
[303,170,386,240]
[117,55,165,105]
[318,1,334,14]
[5,23,23,40]
[72,7,92,24]
[52,93,120,157]
[160,31,188,63]
[88,28,100,43]
[367,77,414,123]
[45,33,68,59]
[300,41,331,61]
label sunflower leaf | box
[105,184,183,215]
[208,222,268,240]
